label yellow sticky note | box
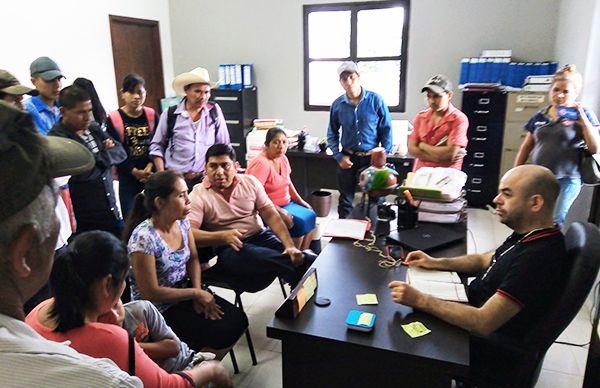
[357,312,374,326]
[401,321,431,338]
[356,293,378,305]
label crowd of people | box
[0,53,598,387]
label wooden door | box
[109,15,165,113]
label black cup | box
[396,200,418,230]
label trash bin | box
[312,190,332,217]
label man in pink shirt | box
[409,74,469,171]
[188,144,316,290]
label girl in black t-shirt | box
[107,74,160,219]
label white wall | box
[555,0,600,111]
[1,0,174,112]
[169,0,559,138]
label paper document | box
[356,294,379,305]
[407,267,468,303]
[322,219,369,240]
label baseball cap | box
[337,62,359,77]
[0,70,38,96]
[0,101,94,221]
[421,74,452,94]
[30,56,65,81]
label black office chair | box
[202,263,288,373]
[467,222,600,388]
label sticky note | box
[356,293,378,305]
[401,321,431,338]
[357,312,374,326]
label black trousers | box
[162,296,248,351]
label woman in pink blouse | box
[246,128,316,250]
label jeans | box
[215,229,316,290]
[336,155,371,219]
[554,177,582,226]
[118,173,144,220]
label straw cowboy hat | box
[172,67,217,95]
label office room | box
[2,0,600,387]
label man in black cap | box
[24,56,65,135]
[0,101,142,387]
[408,74,469,171]
[0,69,38,111]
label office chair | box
[202,263,288,373]
[467,221,600,388]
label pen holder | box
[396,199,418,230]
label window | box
[303,1,410,112]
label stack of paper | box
[407,267,468,303]
[400,167,467,202]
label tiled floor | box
[210,194,594,388]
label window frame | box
[303,0,411,112]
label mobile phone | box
[557,106,579,120]
[386,245,404,260]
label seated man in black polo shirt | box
[389,164,567,338]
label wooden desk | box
[287,149,414,199]
[267,227,469,388]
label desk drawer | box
[462,91,507,122]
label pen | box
[435,135,448,146]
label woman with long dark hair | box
[26,230,233,387]
[123,171,248,355]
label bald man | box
[389,165,568,338]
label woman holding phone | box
[514,64,600,225]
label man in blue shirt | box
[326,62,392,218]
[24,57,64,135]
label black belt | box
[342,149,373,157]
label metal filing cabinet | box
[210,87,258,167]
[500,92,549,177]
[461,90,507,207]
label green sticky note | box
[356,293,379,305]
[401,321,431,338]
[357,312,374,326]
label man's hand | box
[388,280,426,307]
[191,360,234,388]
[278,207,294,229]
[103,138,115,150]
[184,171,202,181]
[132,167,152,183]
[339,155,354,169]
[220,229,247,251]
[283,246,304,266]
[193,289,224,320]
[404,250,441,269]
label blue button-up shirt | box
[327,88,392,163]
[23,96,60,135]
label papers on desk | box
[407,267,468,303]
[322,219,369,240]
[400,167,467,202]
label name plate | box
[275,267,318,319]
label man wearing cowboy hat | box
[0,70,38,111]
[150,67,229,189]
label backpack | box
[108,106,156,143]
[165,103,221,157]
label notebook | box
[386,223,464,252]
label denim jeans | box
[336,155,372,219]
[554,177,582,226]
